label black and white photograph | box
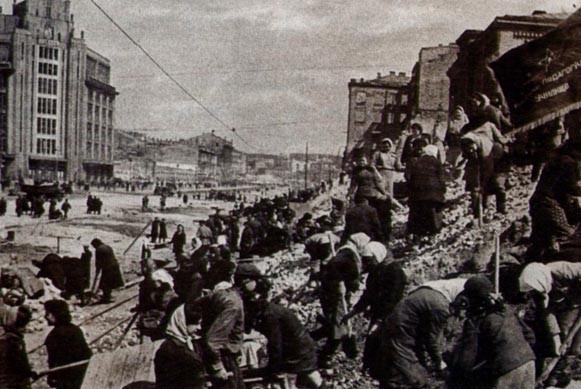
[0,0,580,388]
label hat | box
[464,275,494,300]
[235,263,263,279]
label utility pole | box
[304,142,308,190]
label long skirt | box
[407,201,443,236]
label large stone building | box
[0,0,117,183]
[408,44,458,142]
[345,72,410,161]
[448,11,566,117]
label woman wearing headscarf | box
[446,276,536,389]
[519,261,581,380]
[342,242,407,331]
[405,144,446,241]
[318,232,371,367]
[0,305,35,388]
[378,278,467,388]
[341,242,407,378]
[373,138,397,197]
[348,151,392,242]
[154,304,206,389]
[460,122,510,218]
[43,300,92,389]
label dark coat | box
[254,303,318,375]
[351,261,407,324]
[160,222,168,240]
[448,307,535,387]
[197,287,244,370]
[45,323,92,389]
[342,203,383,242]
[154,338,206,389]
[406,155,446,203]
[151,220,160,240]
[380,288,450,387]
[0,330,32,389]
[37,253,67,291]
[95,243,124,290]
[171,231,187,255]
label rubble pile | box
[259,167,542,387]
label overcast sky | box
[2,0,575,153]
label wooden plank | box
[82,341,160,388]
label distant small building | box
[345,72,410,162]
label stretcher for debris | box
[77,339,295,388]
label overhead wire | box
[87,0,258,150]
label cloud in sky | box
[0,0,574,153]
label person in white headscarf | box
[519,261,581,362]
[154,304,206,388]
[378,278,467,388]
[405,141,446,241]
[373,138,397,197]
[343,242,407,330]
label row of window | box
[39,47,59,61]
[38,62,59,76]
[38,97,57,115]
[87,126,114,142]
[37,117,57,135]
[86,142,112,159]
[87,105,114,124]
[36,138,57,155]
[38,77,58,95]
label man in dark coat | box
[91,238,124,304]
[159,219,168,243]
[61,199,71,219]
[44,300,92,389]
[342,195,383,243]
[151,217,160,243]
[252,300,322,387]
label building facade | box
[448,11,566,118]
[345,72,410,161]
[0,0,117,183]
[408,44,458,142]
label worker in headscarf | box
[373,138,397,197]
[405,143,446,241]
[342,242,407,331]
[0,305,36,388]
[341,242,407,378]
[519,261,581,384]
[446,276,535,389]
[317,232,371,368]
[154,304,206,388]
[461,122,510,218]
[378,278,467,388]
[348,150,392,243]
